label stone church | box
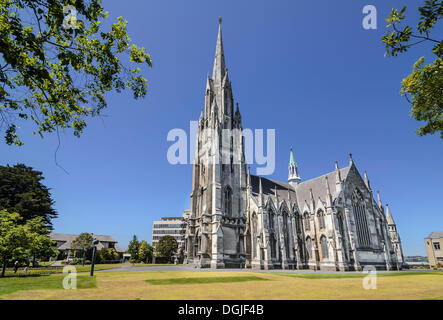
[183,19,404,270]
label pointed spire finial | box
[212,17,226,83]
[364,171,371,190]
[289,147,296,166]
[385,203,395,225]
[219,16,222,24]
[349,153,354,165]
[335,161,342,182]
[377,190,382,206]
[325,176,331,196]
[325,176,332,207]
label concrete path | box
[97,264,437,274]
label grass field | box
[1,270,443,300]
[2,263,176,277]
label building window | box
[306,237,312,259]
[352,189,371,248]
[321,236,328,260]
[268,210,274,229]
[224,186,232,217]
[434,242,441,250]
[318,210,325,229]
[294,212,301,234]
[304,212,310,232]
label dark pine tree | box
[0,164,57,228]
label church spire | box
[212,17,226,84]
[288,147,301,187]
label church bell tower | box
[184,18,247,268]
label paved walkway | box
[97,264,437,274]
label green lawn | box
[145,275,270,285]
[0,274,96,299]
[2,270,443,300]
[3,264,126,277]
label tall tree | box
[0,209,55,277]
[127,235,140,262]
[71,232,93,265]
[138,240,153,263]
[26,216,58,264]
[0,0,152,146]
[382,1,443,138]
[155,235,178,262]
[0,164,56,227]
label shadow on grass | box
[269,271,443,280]
[145,276,270,285]
[0,274,96,299]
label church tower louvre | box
[184,18,247,268]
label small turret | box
[288,147,301,187]
[385,203,395,227]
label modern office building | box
[151,216,187,247]
[425,232,443,267]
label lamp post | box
[90,239,99,277]
[82,248,86,266]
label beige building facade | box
[425,232,443,267]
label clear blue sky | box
[1,0,441,255]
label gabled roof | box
[427,232,443,239]
[50,232,121,251]
[294,166,351,210]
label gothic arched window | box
[337,212,348,260]
[352,189,371,248]
[294,212,301,234]
[224,186,232,217]
[252,212,257,258]
[317,210,326,229]
[283,211,290,258]
[320,235,328,260]
[268,209,274,230]
[306,236,312,259]
[304,212,310,231]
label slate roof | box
[250,166,351,210]
[250,175,296,201]
[294,166,351,208]
[50,232,124,252]
[427,232,443,239]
